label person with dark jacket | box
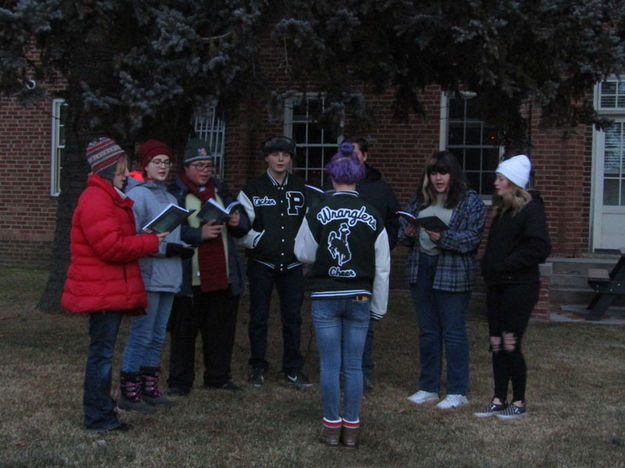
[295,142,390,447]
[344,137,399,390]
[475,154,551,420]
[62,137,163,432]
[166,138,249,395]
[237,136,311,389]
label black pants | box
[486,281,539,403]
[167,286,239,390]
[247,261,304,373]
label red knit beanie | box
[139,139,172,168]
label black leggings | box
[486,281,539,403]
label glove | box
[166,243,194,259]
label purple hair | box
[325,142,366,184]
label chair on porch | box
[586,248,625,320]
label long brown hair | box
[421,151,467,209]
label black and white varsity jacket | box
[294,190,391,319]
[237,171,308,272]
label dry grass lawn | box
[1,266,624,467]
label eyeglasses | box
[151,159,172,167]
[190,162,212,171]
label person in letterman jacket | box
[294,142,390,447]
[237,136,312,389]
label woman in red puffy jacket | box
[62,137,165,433]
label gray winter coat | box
[127,180,183,293]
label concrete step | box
[550,273,594,289]
[548,256,618,275]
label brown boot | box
[341,422,360,448]
[319,420,341,446]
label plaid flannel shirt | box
[398,189,486,292]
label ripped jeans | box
[486,281,539,403]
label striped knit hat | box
[86,137,125,175]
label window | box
[598,79,625,111]
[602,121,625,206]
[440,93,502,197]
[284,94,341,188]
[50,99,67,196]
[193,104,225,178]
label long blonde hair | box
[492,179,531,216]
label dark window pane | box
[465,123,482,145]
[448,148,464,164]
[322,128,338,145]
[482,126,498,145]
[308,122,322,144]
[602,81,616,94]
[293,124,307,144]
[465,99,480,119]
[308,146,322,169]
[484,149,500,171]
[465,148,481,171]
[448,98,464,119]
[604,150,621,175]
[307,98,322,118]
[448,123,464,145]
[293,149,307,169]
[604,178,620,205]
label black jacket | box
[481,191,551,285]
[325,164,399,249]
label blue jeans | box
[84,311,123,430]
[312,298,370,423]
[122,291,174,372]
[410,252,471,395]
[247,261,304,372]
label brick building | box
[2,72,624,316]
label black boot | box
[117,371,156,414]
[141,366,176,407]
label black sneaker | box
[248,368,265,387]
[285,370,313,389]
[474,400,507,418]
[495,404,527,420]
[205,381,242,392]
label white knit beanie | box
[496,154,531,188]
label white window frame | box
[283,93,342,188]
[595,78,625,114]
[439,92,503,201]
[50,98,66,196]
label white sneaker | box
[436,394,469,409]
[407,390,439,405]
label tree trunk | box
[37,126,89,313]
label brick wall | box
[0,96,57,267]
[0,37,594,267]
